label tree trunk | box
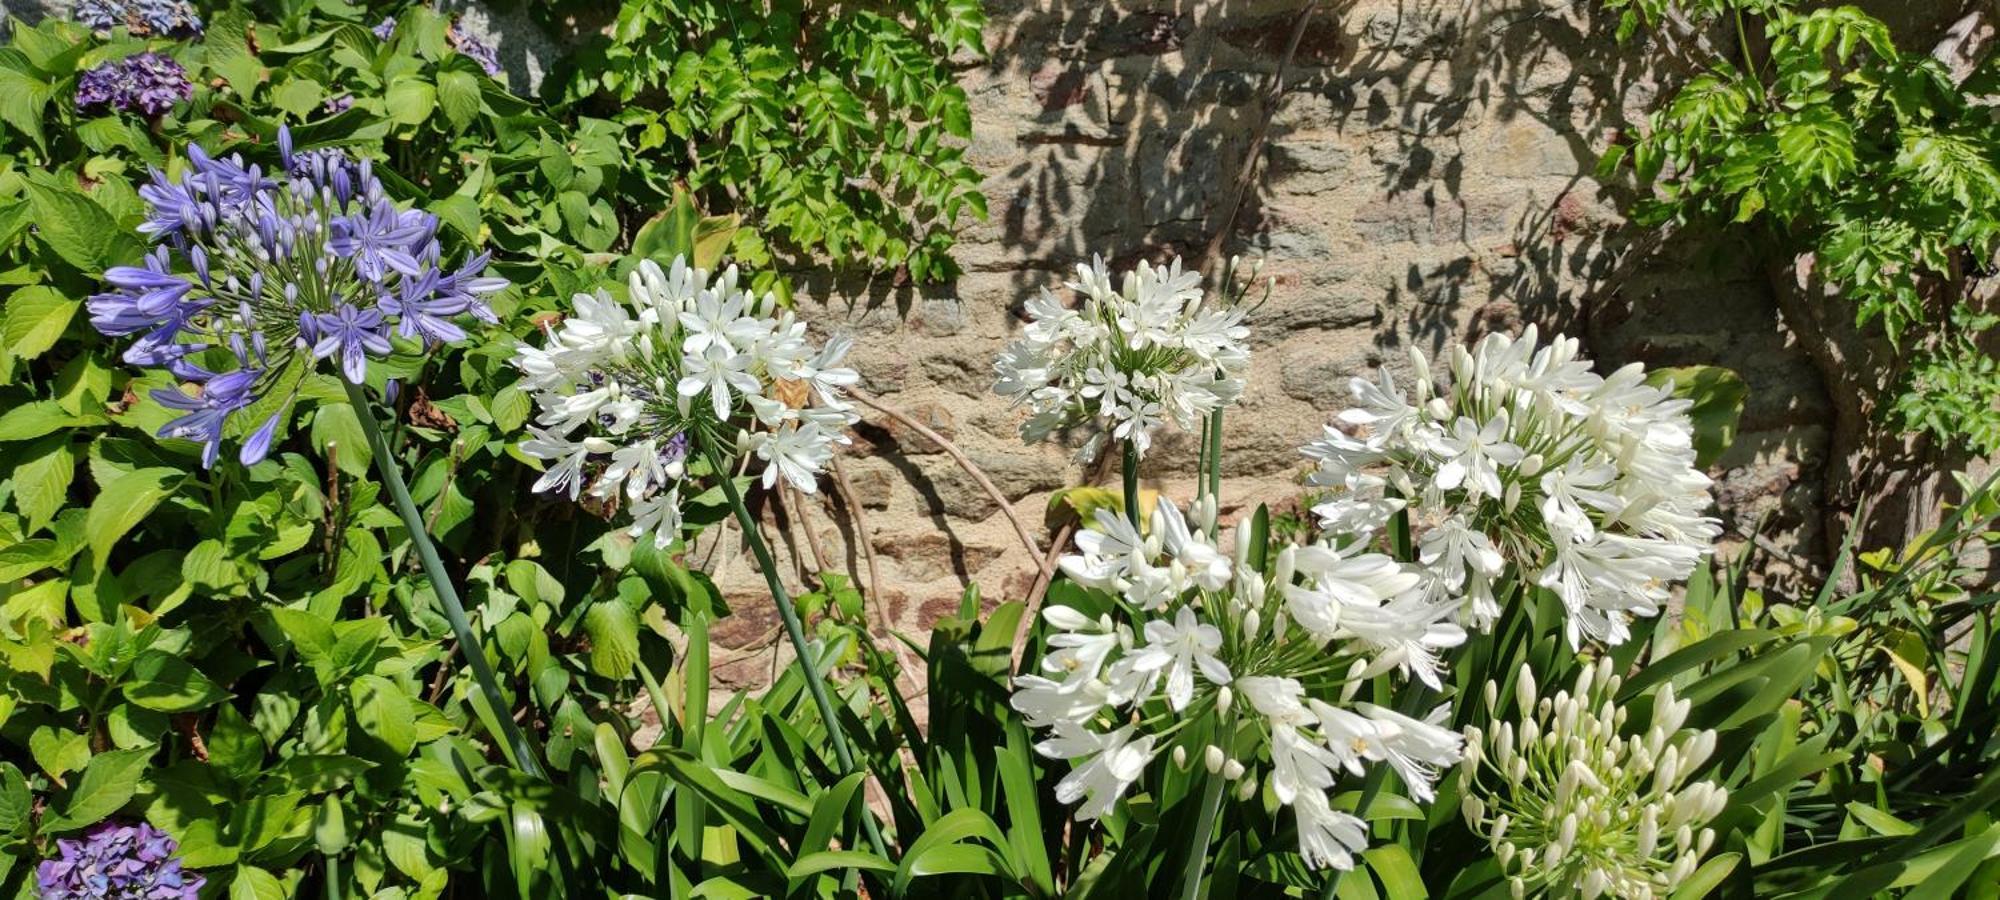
[1766,254,1963,567]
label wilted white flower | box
[1014,496,1464,870]
[1461,660,1727,900]
[1301,326,1720,647]
[511,256,860,547]
[993,256,1248,461]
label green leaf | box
[437,67,481,132]
[310,403,373,477]
[123,650,228,712]
[1648,366,1747,468]
[788,850,897,878]
[3,285,79,360]
[85,467,182,565]
[45,747,151,832]
[228,865,286,900]
[1363,845,1426,900]
[0,68,51,152]
[1667,853,1740,900]
[26,181,129,273]
[0,762,29,837]
[352,674,417,756]
[14,434,75,533]
[386,78,437,126]
[585,601,640,678]
[0,400,106,442]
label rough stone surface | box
[6,0,1855,689]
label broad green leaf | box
[352,675,417,756]
[26,181,129,273]
[13,434,75,533]
[46,747,151,832]
[1648,365,1747,468]
[123,650,228,712]
[437,67,481,131]
[386,78,437,126]
[585,601,640,678]
[310,403,373,477]
[0,400,106,442]
[85,468,182,565]
[229,865,286,900]
[2,285,79,360]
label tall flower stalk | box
[83,130,539,775]
[510,256,888,858]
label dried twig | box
[1014,451,1118,663]
[1196,1,1321,275]
[847,387,1050,574]
[829,456,884,612]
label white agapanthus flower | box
[1300,326,1721,647]
[1460,660,1728,900]
[510,256,860,547]
[1012,496,1465,871]
[993,256,1249,461]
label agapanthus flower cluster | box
[1460,661,1727,899]
[1012,496,1465,870]
[511,257,860,548]
[75,52,193,117]
[1301,326,1720,648]
[36,821,206,900]
[87,129,505,467]
[73,0,203,37]
[993,256,1248,461]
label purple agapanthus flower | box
[323,93,354,114]
[372,16,397,41]
[73,0,203,38]
[36,821,206,900]
[87,128,508,468]
[74,52,193,118]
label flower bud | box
[1172,746,1188,769]
[1205,745,1225,774]
[1222,759,1245,780]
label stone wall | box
[697,0,1838,689]
[6,0,1848,688]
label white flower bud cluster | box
[1460,660,1728,899]
[992,255,1249,461]
[1300,325,1722,648]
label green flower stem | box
[1123,439,1143,528]
[1204,407,1224,538]
[1178,768,1230,900]
[700,442,893,863]
[344,380,546,780]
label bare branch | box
[847,387,1051,575]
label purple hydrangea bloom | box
[73,0,202,37]
[372,16,397,41]
[448,23,503,78]
[35,821,206,900]
[74,52,193,118]
[87,128,507,468]
[323,93,354,114]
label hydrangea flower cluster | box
[1012,496,1464,870]
[36,821,206,900]
[1460,661,1727,899]
[1301,326,1720,647]
[75,52,193,117]
[372,15,503,77]
[73,0,203,37]
[87,129,505,467]
[510,257,860,548]
[993,256,1248,461]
